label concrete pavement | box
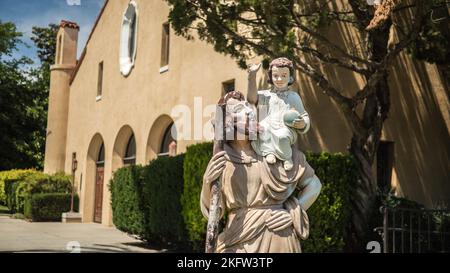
[0,216,164,253]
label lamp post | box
[70,152,78,213]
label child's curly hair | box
[267,57,295,86]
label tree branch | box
[348,0,372,30]
[351,0,430,104]
[287,5,372,66]
[295,44,370,75]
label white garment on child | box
[251,89,310,161]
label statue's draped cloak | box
[201,143,315,253]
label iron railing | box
[375,206,450,253]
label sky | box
[0,0,104,66]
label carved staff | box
[205,102,226,253]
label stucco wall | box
[47,0,449,225]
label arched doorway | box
[94,143,105,223]
[85,133,105,223]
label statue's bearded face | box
[225,97,257,138]
[271,66,290,90]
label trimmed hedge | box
[110,142,359,252]
[24,193,79,222]
[110,165,145,237]
[180,142,357,252]
[301,152,357,252]
[181,142,213,251]
[110,155,187,246]
[141,154,187,244]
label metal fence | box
[375,206,450,253]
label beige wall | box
[45,0,450,225]
[64,0,254,225]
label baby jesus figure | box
[247,57,310,171]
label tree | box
[0,21,37,170]
[28,24,59,169]
[31,24,59,68]
[0,22,57,171]
[165,0,447,246]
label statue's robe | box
[201,143,316,253]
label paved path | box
[0,216,163,253]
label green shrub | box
[301,152,357,253]
[180,142,358,252]
[24,193,79,222]
[0,169,40,207]
[110,165,146,237]
[5,179,21,212]
[28,172,72,194]
[3,170,71,214]
[110,156,188,247]
[110,141,359,252]
[141,154,187,245]
[15,172,48,213]
[181,142,213,251]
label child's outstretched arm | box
[247,63,261,106]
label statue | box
[201,89,322,253]
[247,57,311,171]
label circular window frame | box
[119,1,139,76]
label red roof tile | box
[60,20,80,30]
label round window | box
[119,1,138,76]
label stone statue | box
[201,91,321,253]
[247,57,310,171]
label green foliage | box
[0,21,57,171]
[31,24,58,68]
[3,170,42,211]
[110,156,188,247]
[181,142,213,251]
[0,169,39,205]
[141,154,187,244]
[301,152,357,252]
[16,172,71,213]
[24,193,78,222]
[5,179,20,213]
[409,0,449,64]
[3,170,71,214]
[110,165,146,237]
[0,21,22,56]
[180,142,357,252]
[166,0,299,69]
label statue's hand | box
[247,63,261,76]
[203,151,227,185]
[291,118,306,130]
[265,210,293,232]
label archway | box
[85,133,105,223]
[146,115,177,162]
[112,125,136,171]
[93,143,105,223]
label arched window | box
[119,1,138,76]
[159,123,176,156]
[97,143,105,167]
[123,134,136,165]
